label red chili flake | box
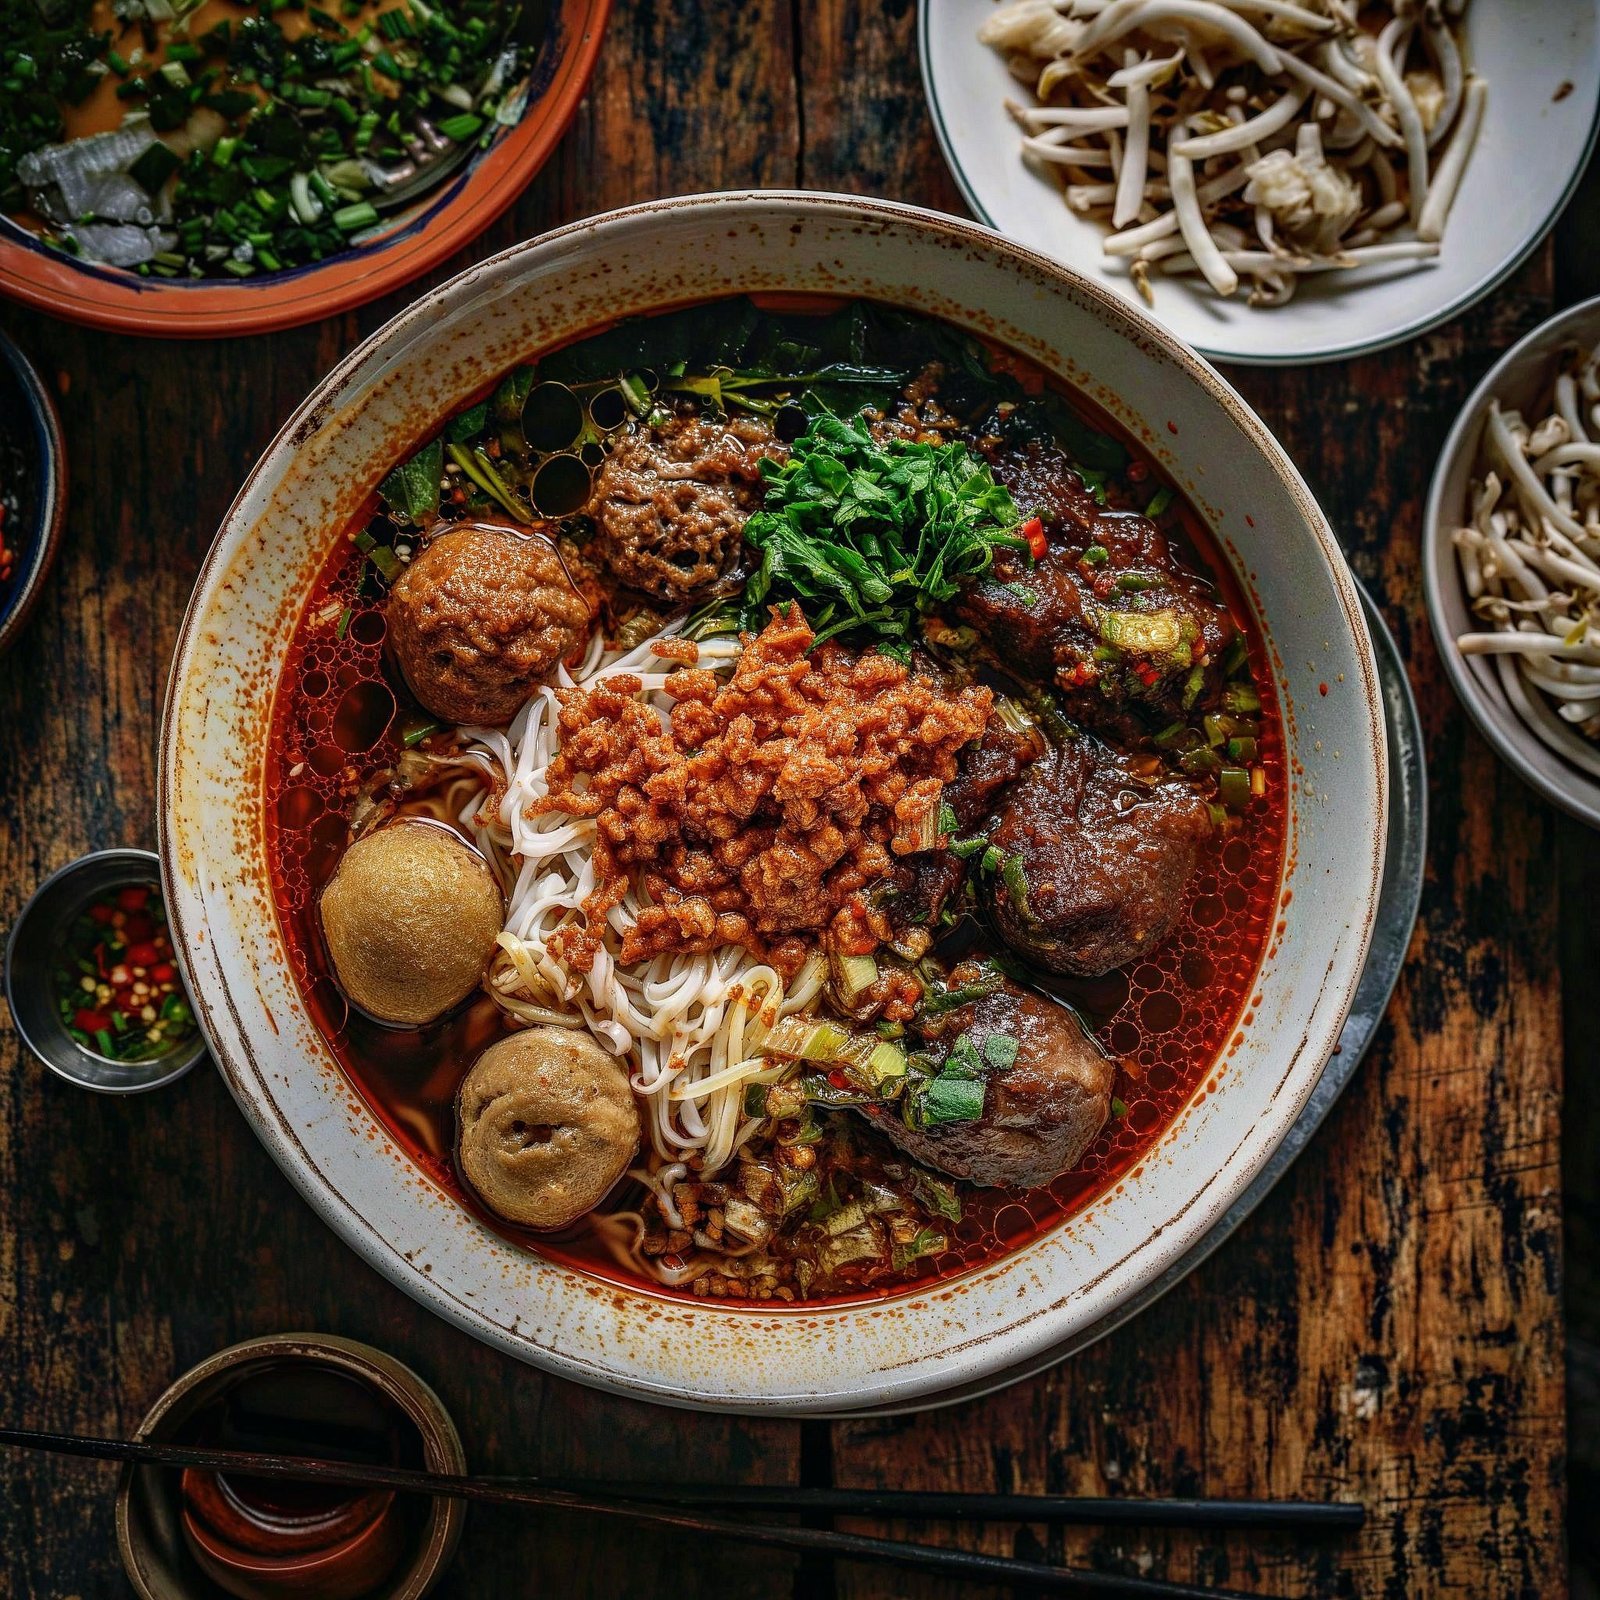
[74,1009,110,1034]
[1126,461,1148,482]
[117,886,150,912]
[1021,516,1047,560]
[1092,576,1117,600]
[151,963,176,984]
[87,902,116,925]
[827,1068,851,1091]
[1318,682,1329,696]
[1166,420,1178,434]
[125,941,161,967]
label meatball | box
[386,523,592,726]
[587,410,782,601]
[982,738,1212,977]
[319,821,504,1027]
[870,971,1113,1188]
[456,1026,639,1230]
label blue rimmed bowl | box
[0,331,67,657]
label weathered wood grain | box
[0,0,1572,1593]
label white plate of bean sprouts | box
[1425,295,1600,829]
[921,0,1600,364]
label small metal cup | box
[5,848,207,1093]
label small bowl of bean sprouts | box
[1425,295,1600,828]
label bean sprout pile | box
[453,627,828,1178]
[1450,343,1600,776]
[978,0,1484,308]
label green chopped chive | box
[1145,485,1175,518]
[1082,544,1109,565]
[982,1034,1019,1071]
[333,200,379,232]
[436,111,483,142]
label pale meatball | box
[386,524,592,725]
[456,1027,640,1230]
[319,822,504,1027]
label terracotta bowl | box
[0,0,609,338]
[160,192,1388,1414]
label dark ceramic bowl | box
[117,1334,466,1600]
[0,330,66,655]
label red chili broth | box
[262,304,1287,1308]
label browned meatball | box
[869,972,1113,1188]
[983,737,1212,977]
[387,524,592,725]
[587,410,782,601]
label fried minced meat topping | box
[533,606,991,978]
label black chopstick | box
[0,1424,1329,1598]
[515,1480,1363,1531]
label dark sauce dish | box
[5,849,205,1093]
[117,1334,465,1600]
[0,330,66,657]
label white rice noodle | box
[460,626,828,1178]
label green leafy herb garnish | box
[741,413,1025,648]
[377,438,443,526]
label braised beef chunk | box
[870,969,1113,1188]
[944,717,1043,829]
[983,737,1212,977]
[587,408,784,602]
[888,849,967,935]
[957,438,1236,728]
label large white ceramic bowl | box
[160,192,1387,1414]
[921,0,1600,365]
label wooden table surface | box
[0,3,1583,1595]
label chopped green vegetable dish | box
[51,882,197,1063]
[1,0,529,278]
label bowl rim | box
[0,0,611,339]
[160,189,1388,1411]
[917,0,1600,367]
[4,846,207,1093]
[0,330,67,656]
[1421,291,1600,830]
